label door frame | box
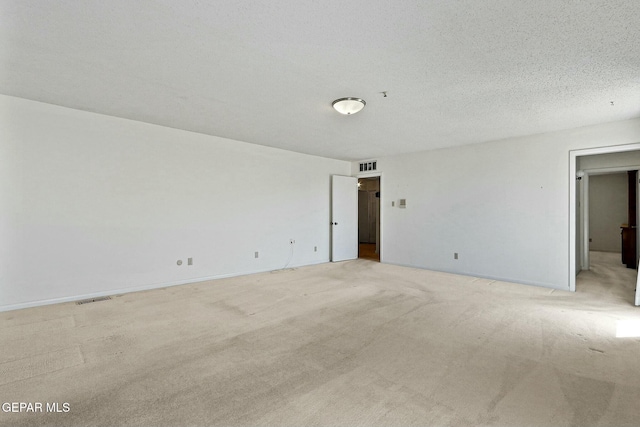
[569,143,640,292]
[577,166,640,272]
[355,172,383,262]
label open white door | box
[331,175,358,262]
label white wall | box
[358,118,640,290]
[588,173,626,253]
[0,95,349,311]
[578,151,640,170]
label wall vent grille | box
[359,161,377,172]
[76,296,112,305]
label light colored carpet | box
[1,252,639,426]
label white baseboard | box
[381,261,567,292]
[0,259,329,313]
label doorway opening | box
[580,170,638,271]
[570,143,640,298]
[358,176,380,261]
[576,169,639,302]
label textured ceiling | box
[1,1,639,161]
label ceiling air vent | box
[359,160,377,172]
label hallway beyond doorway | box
[358,176,380,262]
[358,243,379,261]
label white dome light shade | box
[332,97,366,115]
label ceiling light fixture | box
[332,97,366,115]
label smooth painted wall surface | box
[358,118,640,289]
[589,173,626,253]
[577,151,640,171]
[0,95,349,310]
